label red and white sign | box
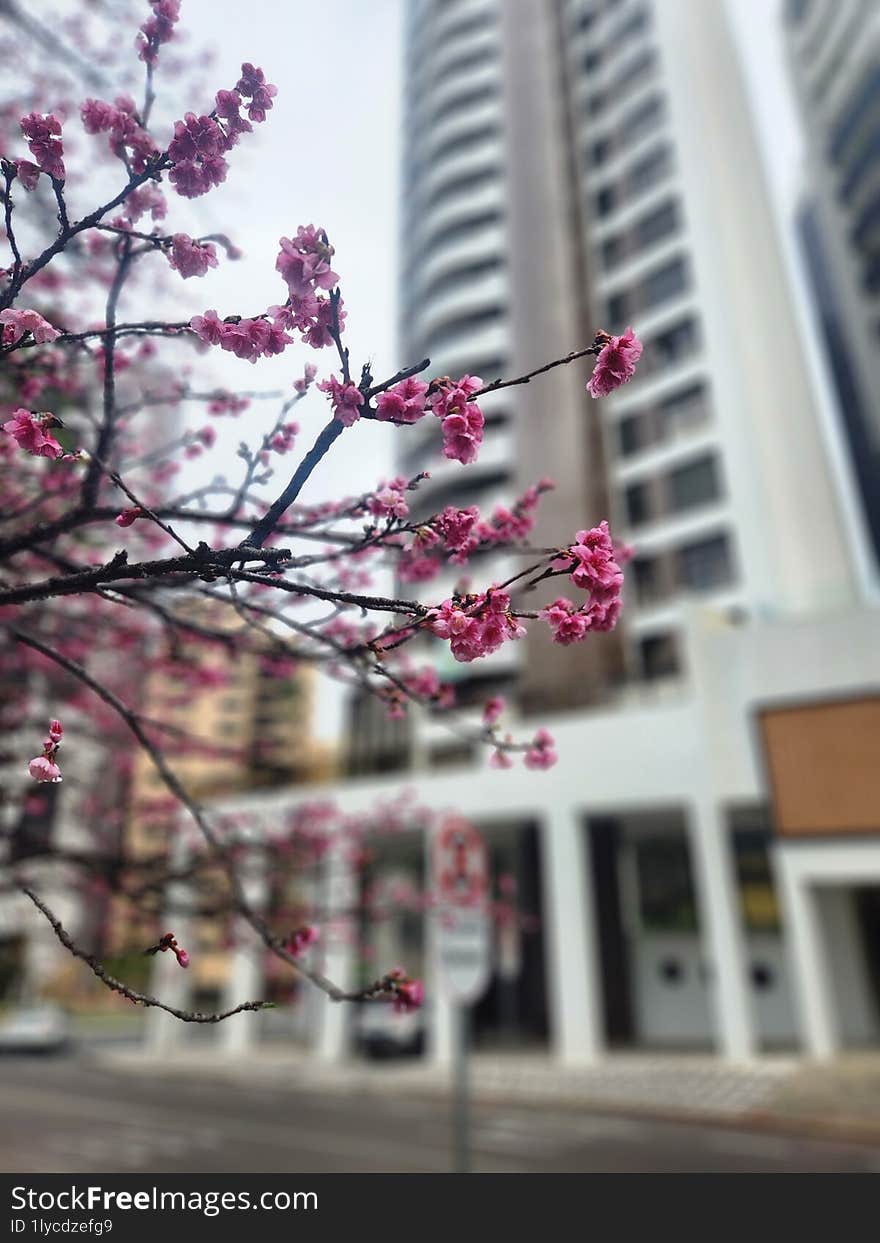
[434,817,489,908]
[433,819,491,1003]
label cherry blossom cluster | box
[482,701,559,772]
[318,375,362,425]
[28,719,64,784]
[190,309,291,364]
[398,480,552,582]
[167,64,276,200]
[19,112,65,181]
[274,226,343,350]
[3,409,63,459]
[0,308,61,347]
[375,372,486,464]
[587,326,643,398]
[136,0,181,65]
[80,95,158,174]
[540,521,625,642]
[165,233,218,279]
[429,588,526,663]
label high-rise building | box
[377,0,857,761]
[183,0,880,1070]
[782,0,880,583]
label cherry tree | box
[0,0,641,1025]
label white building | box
[150,0,880,1066]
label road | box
[2,1054,879,1174]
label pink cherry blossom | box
[14,160,41,191]
[2,410,63,459]
[276,227,339,299]
[429,589,526,663]
[20,112,65,180]
[166,233,218,279]
[318,376,362,426]
[0,308,61,345]
[115,507,143,527]
[47,720,63,743]
[288,925,319,957]
[136,0,180,65]
[190,309,225,345]
[587,326,643,398]
[367,480,409,520]
[558,521,623,595]
[539,597,592,645]
[489,748,514,770]
[375,376,429,423]
[28,756,62,783]
[524,728,558,770]
[483,695,506,726]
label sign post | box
[433,818,491,1174]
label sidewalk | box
[96,1043,880,1145]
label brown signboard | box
[759,696,880,837]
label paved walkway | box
[98,1045,880,1142]
[101,1044,799,1119]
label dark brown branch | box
[20,887,271,1023]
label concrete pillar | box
[218,927,264,1056]
[218,852,267,1056]
[775,857,838,1059]
[686,798,756,1059]
[315,846,355,1063]
[144,842,192,1057]
[540,805,604,1064]
[143,922,192,1056]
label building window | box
[607,255,688,324]
[635,834,698,931]
[638,631,680,680]
[618,412,646,456]
[676,532,734,591]
[667,453,720,512]
[624,480,652,526]
[600,199,680,271]
[658,382,708,437]
[632,554,663,604]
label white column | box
[775,854,838,1059]
[218,927,264,1056]
[315,843,355,1063]
[687,798,756,1060]
[218,850,267,1056]
[144,841,192,1057]
[540,805,604,1064]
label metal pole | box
[452,1001,470,1173]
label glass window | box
[624,480,651,526]
[676,532,733,590]
[635,835,698,931]
[667,454,719,512]
[632,555,664,604]
[618,412,646,457]
[638,631,680,680]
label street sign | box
[432,818,492,1174]
[433,818,491,1004]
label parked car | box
[0,1003,71,1054]
[356,999,425,1060]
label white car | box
[0,1003,71,1054]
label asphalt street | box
[2,1054,880,1174]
